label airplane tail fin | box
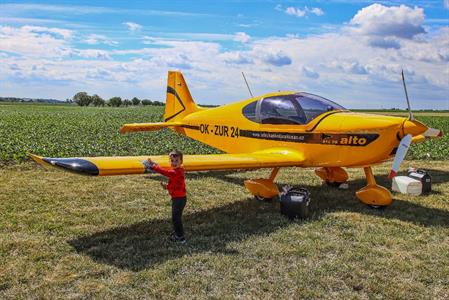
[164,71,200,122]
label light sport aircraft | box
[32,71,443,208]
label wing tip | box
[30,154,49,166]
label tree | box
[123,99,132,107]
[153,100,164,106]
[91,94,105,107]
[109,96,122,107]
[141,99,152,106]
[73,92,92,106]
[131,97,141,106]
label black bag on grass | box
[280,186,311,219]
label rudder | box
[164,71,200,122]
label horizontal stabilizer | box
[119,122,181,133]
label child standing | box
[147,150,187,244]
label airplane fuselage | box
[177,92,423,168]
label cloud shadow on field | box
[69,168,449,271]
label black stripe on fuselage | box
[240,130,378,146]
[43,157,99,175]
[180,124,379,147]
[164,86,186,122]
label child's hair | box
[169,150,183,163]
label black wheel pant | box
[172,197,187,238]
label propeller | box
[388,70,414,180]
[389,134,412,179]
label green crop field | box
[0,103,448,298]
[0,103,218,163]
[0,103,448,162]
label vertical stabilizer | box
[164,71,200,122]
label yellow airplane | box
[31,71,443,208]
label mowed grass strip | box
[0,161,448,298]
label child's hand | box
[160,181,167,189]
[147,158,156,167]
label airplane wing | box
[30,148,305,176]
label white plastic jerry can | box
[392,176,422,195]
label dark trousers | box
[172,197,187,238]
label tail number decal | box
[199,124,239,138]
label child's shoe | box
[169,233,186,244]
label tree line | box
[72,92,164,107]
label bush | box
[131,97,141,106]
[109,97,122,107]
[73,92,92,106]
[91,94,105,107]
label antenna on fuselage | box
[242,72,254,98]
[401,69,414,121]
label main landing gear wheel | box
[325,181,344,188]
[367,204,387,210]
[245,167,280,202]
[254,195,276,202]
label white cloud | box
[233,32,250,43]
[75,49,111,60]
[286,7,306,17]
[24,25,73,39]
[284,6,324,18]
[445,0,449,9]
[350,4,425,39]
[123,22,142,31]
[83,34,118,46]
[302,66,319,79]
[310,7,324,16]
[220,52,253,65]
[0,25,72,57]
[0,3,210,17]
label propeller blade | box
[389,134,412,179]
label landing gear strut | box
[356,166,392,208]
[244,167,280,201]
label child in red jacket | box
[147,150,187,243]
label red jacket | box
[151,165,186,198]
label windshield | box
[295,92,346,123]
[256,93,345,125]
[259,96,306,124]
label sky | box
[0,1,448,109]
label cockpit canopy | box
[242,92,346,125]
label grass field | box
[0,161,448,298]
[0,103,448,298]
